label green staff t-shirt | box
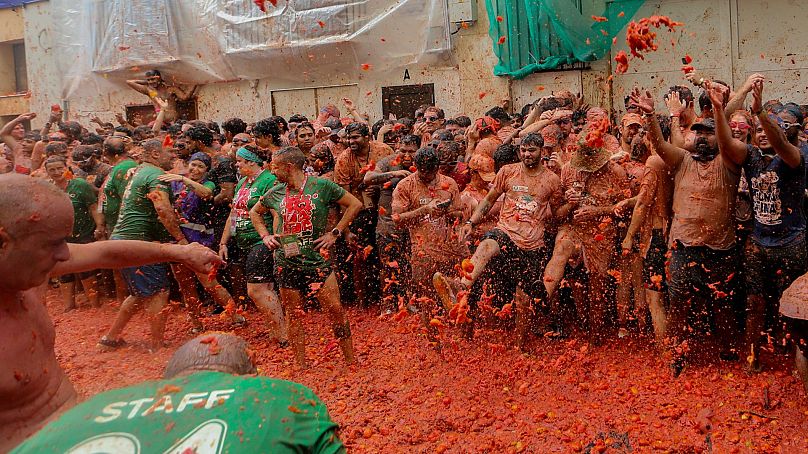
[12,371,344,454]
[66,177,97,243]
[259,177,345,270]
[111,164,174,243]
[102,158,138,230]
[232,170,277,250]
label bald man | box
[0,174,223,451]
[12,334,345,453]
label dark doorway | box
[382,84,435,120]
[125,99,198,125]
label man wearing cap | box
[12,333,345,453]
[543,128,629,342]
[461,153,501,245]
[631,86,744,375]
[437,133,568,348]
[616,113,644,162]
[465,116,503,162]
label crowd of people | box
[3,69,808,392]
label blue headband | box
[236,147,263,164]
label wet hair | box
[59,121,82,140]
[295,121,316,135]
[133,125,153,141]
[454,116,472,128]
[763,99,783,114]
[185,125,214,147]
[536,97,565,114]
[371,119,387,139]
[163,333,256,379]
[274,146,307,169]
[311,144,335,173]
[72,145,99,161]
[167,122,184,137]
[103,137,127,157]
[222,118,247,136]
[269,115,288,133]
[81,133,104,145]
[145,69,162,78]
[397,118,415,132]
[113,126,132,137]
[288,114,308,124]
[439,142,463,164]
[493,144,519,170]
[206,121,221,136]
[485,106,511,124]
[656,115,672,142]
[667,85,694,106]
[344,122,370,137]
[780,102,804,124]
[252,118,282,145]
[24,131,41,142]
[414,147,440,172]
[400,134,422,148]
[571,109,588,125]
[323,118,342,130]
[45,141,68,157]
[520,132,544,148]
[433,130,454,142]
[424,106,445,119]
[445,119,461,128]
[44,155,67,168]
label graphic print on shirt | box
[283,194,317,239]
[514,195,539,222]
[750,171,782,225]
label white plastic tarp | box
[49,0,451,98]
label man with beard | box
[715,77,807,371]
[126,69,197,123]
[333,122,393,307]
[293,122,319,174]
[436,132,567,349]
[364,134,419,313]
[71,145,111,192]
[631,85,744,376]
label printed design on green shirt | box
[66,419,227,454]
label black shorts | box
[470,229,549,304]
[744,236,806,299]
[276,265,331,297]
[642,229,668,291]
[244,243,275,284]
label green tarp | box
[485,0,645,79]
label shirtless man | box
[0,174,222,451]
[126,69,197,123]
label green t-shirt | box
[111,164,174,242]
[66,177,97,243]
[11,371,344,454]
[102,158,138,230]
[232,170,277,250]
[259,177,345,270]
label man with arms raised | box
[126,69,196,123]
[0,174,221,451]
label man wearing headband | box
[12,334,345,453]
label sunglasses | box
[728,121,750,130]
[781,122,800,130]
[175,143,187,149]
[555,118,572,124]
[232,138,251,144]
[47,137,66,142]
[424,116,440,122]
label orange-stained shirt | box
[669,153,740,250]
[472,136,503,160]
[333,141,394,207]
[493,163,563,250]
[392,173,469,263]
[460,184,501,242]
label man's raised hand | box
[630,88,654,115]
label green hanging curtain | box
[485,0,645,79]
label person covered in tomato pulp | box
[12,333,345,454]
